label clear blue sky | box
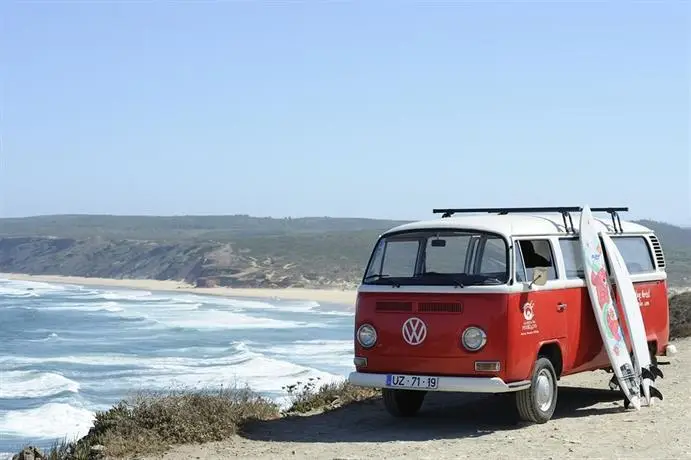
[1,1,689,225]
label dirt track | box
[144,338,691,460]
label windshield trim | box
[361,227,511,286]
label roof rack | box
[431,206,629,234]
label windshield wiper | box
[363,274,400,287]
[481,277,502,285]
[417,272,465,288]
[363,274,388,282]
[450,278,465,288]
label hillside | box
[0,214,689,289]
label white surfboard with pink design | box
[579,205,641,410]
[601,232,664,406]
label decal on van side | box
[636,288,651,308]
[520,300,539,335]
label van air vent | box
[417,302,464,313]
[375,301,413,312]
[649,235,666,269]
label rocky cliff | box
[0,235,365,289]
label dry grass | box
[88,386,279,458]
[22,379,378,459]
[26,385,279,459]
[283,377,381,414]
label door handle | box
[557,302,567,312]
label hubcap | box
[535,369,554,412]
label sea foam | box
[0,371,80,399]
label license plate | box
[385,374,439,389]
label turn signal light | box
[474,361,501,372]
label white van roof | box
[383,209,653,239]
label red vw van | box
[348,207,674,424]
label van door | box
[514,238,568,342]
[556,237,604,373]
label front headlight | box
[357,324,377,348]
[461,326,487,351]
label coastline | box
[0,273,358,307]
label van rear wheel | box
[515,357,558,424]
[382,389,426,417]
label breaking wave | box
[0,278,353,449]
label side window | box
[559,238,585,279]
[364,239,385,278]
[514,242,527,282]
[517,239,558,281]
[612,236,655,274]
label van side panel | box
[560,279,669,376]
[560,287,609,375]
[505,289,572,382]
[505,293,536,381]
[615,279,670,354]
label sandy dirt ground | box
[0,273,357,306]
[140,338,691,460]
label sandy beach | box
[142,338,690,460]
[0,273,358,306]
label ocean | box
[0,278,354,458]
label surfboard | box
[579,205,641,410]
[601,232,664,406]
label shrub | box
[282,377,380,414]
[670,291,691,339]
[25,379,382,459]
[34,385,280,459]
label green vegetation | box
[79,386,279,458]
[670,291,691,339]
[1,213,690,288]
[20,380,379,460]
[283,377,380,414]
[0,214,409,241]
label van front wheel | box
[515,357,558,424]
[382,388,426,417]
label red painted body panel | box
[505,289,568,381]
[614,280,670,356]
[354,280,670,383]
[354,292,509,379]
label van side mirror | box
[529,267,548,288]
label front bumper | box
[348,371,531,393]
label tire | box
[382,389,426,417]
[515,357,558,424]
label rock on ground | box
[12,446,46,460]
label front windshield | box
[363,229,509,286]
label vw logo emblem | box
[402,317,427,346]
